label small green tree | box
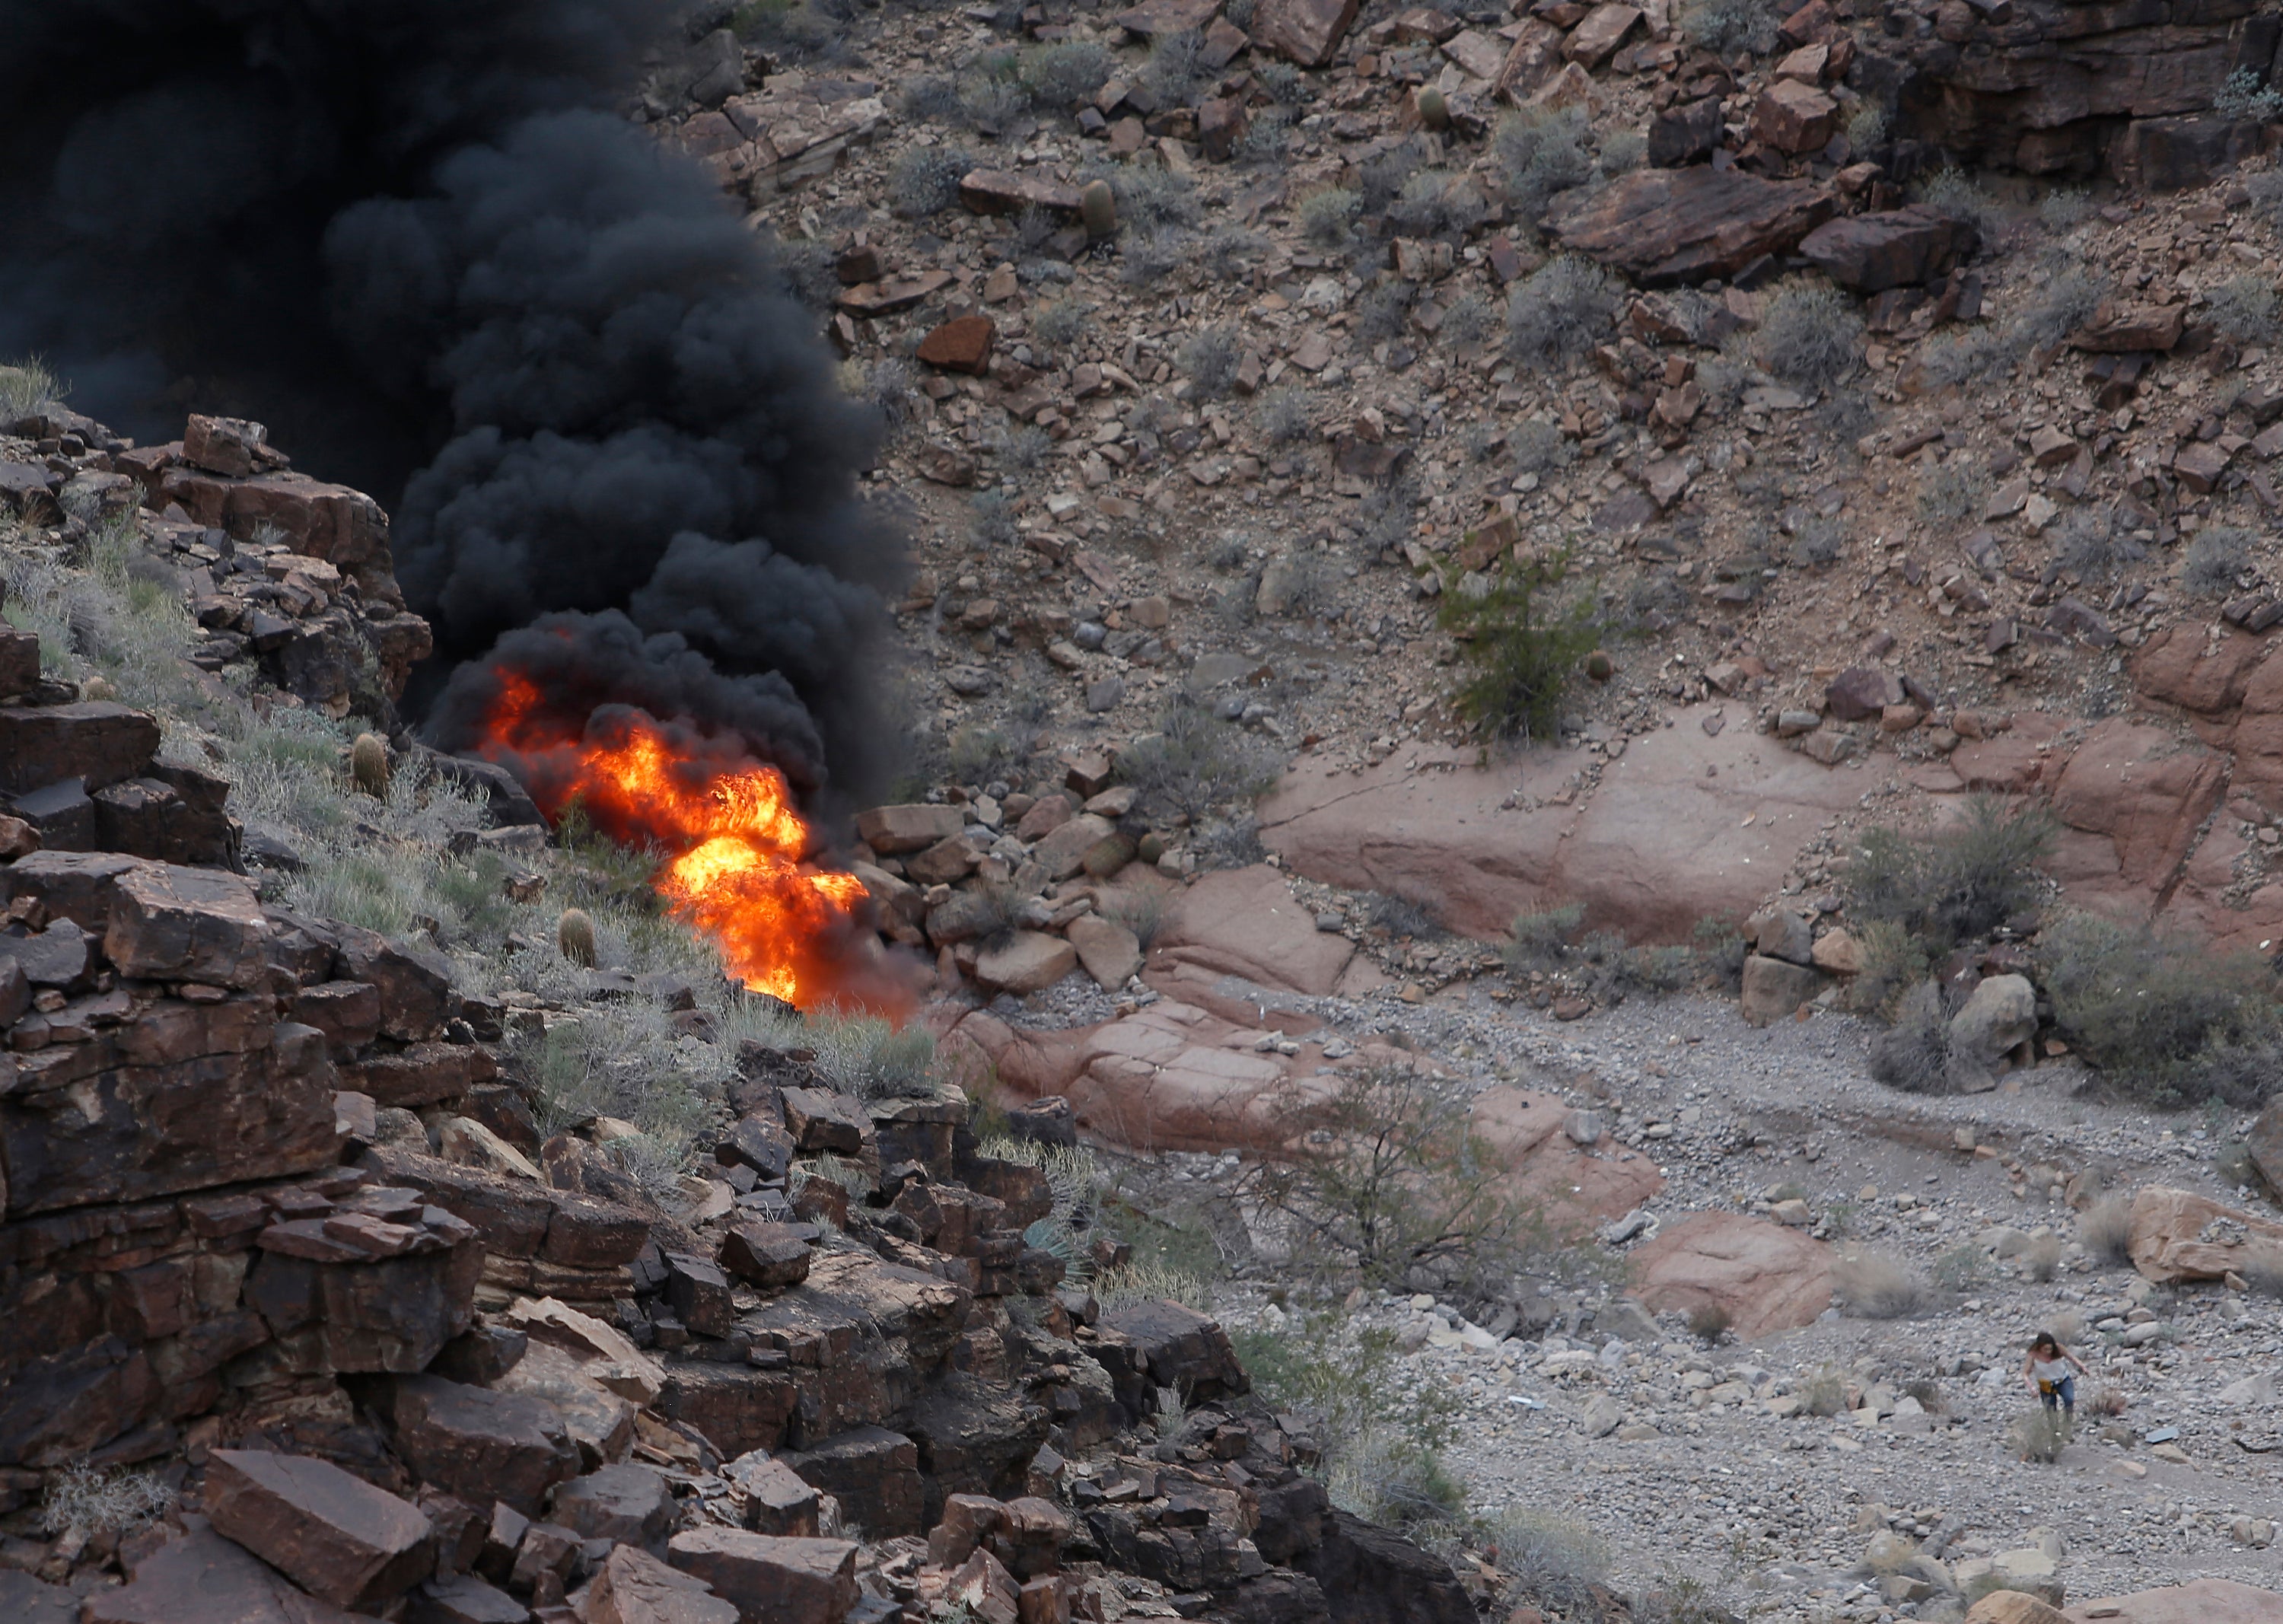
[1438,549,1600,743]
[1846,793,2055,952]
[1255,1067,1570,1293]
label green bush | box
[2214,66,2283,123]
[2038,912,2283,1105]
[1256,1068,1571,1294]
[1692,915,1748,992]
[1848,919,1930,1018]
[1867,980,1957,1092]
[1438,550,1600,741]
[1845,794,2055,952]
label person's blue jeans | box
[2039,1375,2075,1414]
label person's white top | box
[2030,1355,2071,1382]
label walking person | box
[2022,1331,2090,1419]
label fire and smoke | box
[473,649,887,1010]
[1,0,911,1005]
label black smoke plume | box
[0,0,899,802]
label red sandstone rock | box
[205,1447,435,1610]
[1631,1213,1833,1338]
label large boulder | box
[1947,973,2036,1090]
[1253,0,1361,65]
[1546,167,1835,286]
[1630,1213,1833,1338]
[2064,1580,2283,1624]
[1149,864,1356,995]
[1740,954,1824,1025]
[1800,205,1978,291]
[2049,718,2226,892]
[1469,1086,1665,1228]
[2126,1186,2283,1283]
[202,1448,435,1610]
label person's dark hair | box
[2030,1332,2060,1354]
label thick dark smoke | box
[0,0,899,801]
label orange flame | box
[472,668,890,1011]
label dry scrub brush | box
[1832,1250,1933,1318]
[1251,1067,1585,1296]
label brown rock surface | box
[1469,1087,1665,1227]
[1799,206,1977,292]
[2125,1186,2283,1283]
[1253,0,1361,64]
[2064,1581,2283,1624]
[381,1374,581,1516]
[2049,718,2225,891]
[665,1527,860,1623]
[1546,168,1835,285]
[582,1544,740,1624]
[1259,711,1858,944]
[1148,864,1355,995]
[84,1527,375,1624]
[205,1447,435,1610]
[1631,1213,1833,1338]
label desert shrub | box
[1031,295,1095,356]
[944,724,1017,786]
[1510,418,1577,476]
[1507,255,1620,368]
[1100,162,1199,234]
[961,51,1030,130]
[1237,1315,1466,1537]
[1095,1254,1212,1309]
[1145,28,1205,103]
[1355,477,1421,559]
[970,489,1018,549]
[1019,40,1110,107]
[2021,1232,2063,1282]
[1199,226,1267,281]
[1682,0,1779,53]
[1845,103,1888,154]
[1259,60,1307,104]
[1758,280,1863,390]
[1506,902,1586,973]
[863,358,916,436]
[1832,1250,1932,1318]
[2038,912,2283,1106]
[1257,387,1314,444]
[1006,424,1051,470]
[2078,1194,2133,1265]
[1178,324,1240,397]
[1848,794,2055,953]
[1867,981,1957,1093]
[1119,228,1190,287]
[1688,1302,1733,1343]
[1385,169,1487,240]
[2085,1384,2129,1417]
[1117,698,1283,824]
[1256,1067,1578,1294]
[2039,188,2091,231]
[1692,915,1748,992]
[2058,506,2145,581]
[1801,1366,1848,1417]
[900,74,963,122]
[2009,1405,2069,1463]
[1931,1242,1991,1291]
[1789,517,1843,568]
[1365,890,1444,939]
[1904,1378,1948,1414]
[1358,143,1423,215]
[1917,168,2000,240]
[809,1013,938,1100]
[1848,919,1930,1019]
[1495,106,1596,225]
[0,355,59,423]
[1438,549,1601,741]
[763,231,839,310]
[1100,887,1166,949]
[2252,168,2283,228]
[1492,1508,1613,1622]
[2208,274,2279,344]
[1357,282,1417,344]
[1916,460,1988,530]
[890,144,973,216]
[2215,66,2283,123]
[40,1462,175,1535]
[2181,525,2251,598]
[1298,186,1361,248]
[1600,129,1647,173]
[2014,265,2105,350]
[1441,291,1495,350]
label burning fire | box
[472,668,884,1010]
